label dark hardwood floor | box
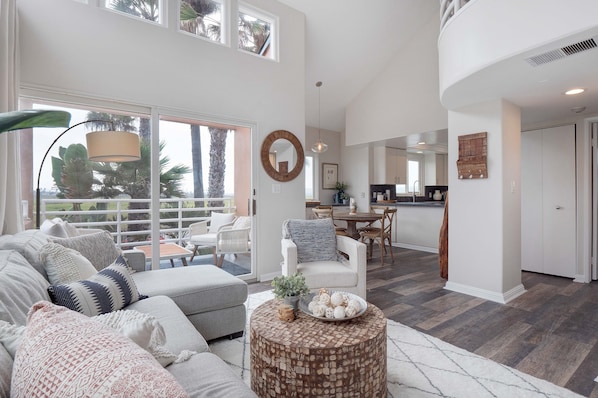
[248,246,598,397]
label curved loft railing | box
[440,0,473,30]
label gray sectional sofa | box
[0,229,256,397]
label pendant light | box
[311,81,328,153]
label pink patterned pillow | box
[11,301,188,398]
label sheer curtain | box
[0,0,24,234]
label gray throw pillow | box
[282,218,338,263]
[50,231,121,271]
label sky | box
[32,104,235,195]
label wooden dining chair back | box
[360,207,396,265]
[312,206,348,236]
[312,207,333,219]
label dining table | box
[333,211,384,240]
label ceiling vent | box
[525,37,597,67]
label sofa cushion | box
[0,250,50,326]
[208,212,235,233]
[39,242,97,285]
[0,344,11,398]
[0,320,25,358]
[168,352,257,397]
[132,265,247,317]
[50,230,121,271]
[126,295,209,355]
[283,218,338,263]
[10,301,188,398]
[48,255,144,317]
[94,309,177,367]
[0,230,49,277]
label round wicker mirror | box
[261,130,304,182]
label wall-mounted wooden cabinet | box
[435,154,448,185]
[373,147,407,185]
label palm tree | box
[109,0,159,22]
[180,0,221,41]
[238,12,270,54]
[86,112,190,240]
[50,144,94,222]
[191,124,204,204]
[208,127,227,207]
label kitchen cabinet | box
[435,154,448,185]
[373,147,407,185]
[392,203,444,252]
[521,125,576,278]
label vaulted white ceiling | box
[276,0,440,133]
[276,0,598,153]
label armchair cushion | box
[282,218,338,263]
[208,212,236,233]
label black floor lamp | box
[35,120,141,228]
[0,109,141,228]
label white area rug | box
[209,291,583,398]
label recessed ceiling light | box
[565,88,585,95]
[417,151,423,154]
[417,141,426,145]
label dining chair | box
[359,207,396,265]
[312,206,348,236]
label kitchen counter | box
[393,201,445,208]
[369,201,444,253]
[371,201,445,208]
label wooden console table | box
[250,299,387,397]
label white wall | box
[18,0,306,280]
[345,8,447,146]
[305,126,342,205]
[446,99,524,303]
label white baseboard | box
[259,271,280,282]
[395,243,438,254]
[444,281,526,304]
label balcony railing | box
[40,197,236,249]
[440,0,472,30]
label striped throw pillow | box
[48,255,145,317]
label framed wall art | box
[322,163,338,189]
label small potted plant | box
[335,181,348,204]
[271,272,310,309]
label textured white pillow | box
[208,212,235,233]
[11,301,188,398]
[93,310,177,367]
[39,242,97,285]
[40,218,68,238]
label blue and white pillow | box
[48,255,145,317]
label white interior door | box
[542,125,576,277]
[522,125,576,278]
[521,130,543,273]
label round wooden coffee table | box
[250,299,387,397]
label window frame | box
[178,0,229,46]
[237,2,278,61]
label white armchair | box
[215,216,251,267]
[188,212,236,264]
[281,218,367,299]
